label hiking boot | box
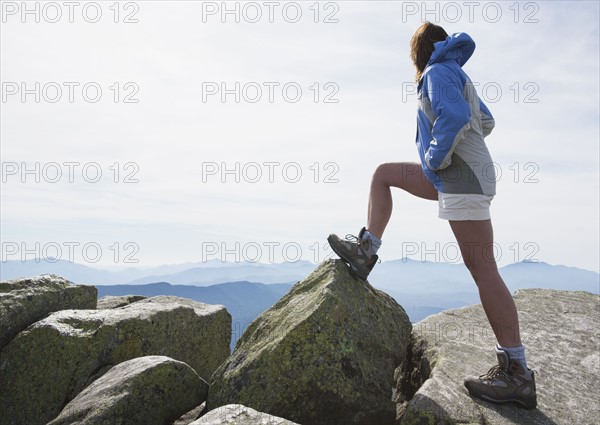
[327,227,378,280]
[464,346,537,410]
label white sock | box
[498,344,528,369]
[362,230,382,256]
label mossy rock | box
[48,355,208,425]
[207,260,412,425]
[0,296,230,425]
[0,274,97,350]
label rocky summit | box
[1,269,597,425]
[207,259,412,425]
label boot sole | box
[465,383,537,410]
[327,235,369,280]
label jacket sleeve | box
[424,66,472,171]
[479,97,495,138]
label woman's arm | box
[424,66,472,171]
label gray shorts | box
[438,192,494,221]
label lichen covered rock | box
[0,274,97,350]
[208,259,411,425]
[0,296,230,425]
[48,355,207,425]
[395,289,600,424]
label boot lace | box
[343,234,381,263]
[480,364,509,381]
[346,234,366,255]
[344,234,373,257]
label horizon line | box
[2,256,599,275]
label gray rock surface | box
[97,294,146,309]
[0,274,97,350]
[208,259,412,425]
[191,404,299,425]
[172,403,206,425]
[0,295,231,425]
[48,355,208,425]
[395,288,600,424]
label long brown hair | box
[410,22,449,82]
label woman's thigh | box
[448,219,499,276]
[373,162,438,201]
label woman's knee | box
[372,162,415,185]
[371,162,436,200]
[466,260,500,286]
[371,163,394,186]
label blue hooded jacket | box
[416,32,496,195]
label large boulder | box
[48,356,208,425]
[0,274,97,350]
[207,259,412,425]
[97,294,146,309]
[192,404,300,424]
[0,295,231,425]
[395,288,600,424]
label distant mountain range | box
[2,258,598,349]
[368,259,600,319]
[0,258,316,286]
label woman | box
[328,22,537,410]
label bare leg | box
[449,219,522,347]
[367,162,438,238]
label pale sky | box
[1,1,599,272]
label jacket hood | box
[427,32,475,67]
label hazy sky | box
[1,1,599,272]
